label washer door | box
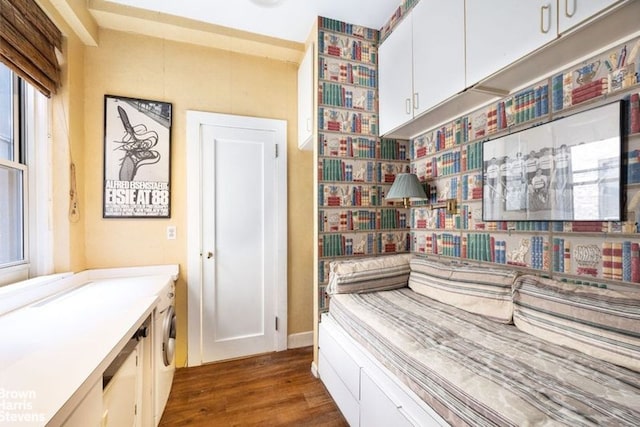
[162,305,176,367]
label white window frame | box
[0,73,53,287]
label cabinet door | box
[297,43,314,150]
[465,0,557,87]
[378,15,413,136]
[412,0,465,117]
[62,380,102,427]
[558,0,621,33]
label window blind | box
[0,0,62,97]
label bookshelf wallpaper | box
[410,35,640,291]
[379,0,421,43]
[316,16,411,313]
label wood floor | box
[159,347,348,426]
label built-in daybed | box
[318,254,640,426]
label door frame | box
[186,111,288,367]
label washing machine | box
[154,279,176,425]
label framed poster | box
[482,101,621,222]
[103,95,172,218]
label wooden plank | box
[159,347,348,426]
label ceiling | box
[103,0,401,43]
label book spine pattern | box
[317,17,411,304]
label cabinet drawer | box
[360,370,413,427]
[319,319,362,400]
[319,351,360,426]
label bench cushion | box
[408,257,517,323]
[328,288,640,426]
[327,254,411,295]
[513,274,640,372]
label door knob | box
[206,251,214,259]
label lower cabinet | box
[61,380,103,427]
[102,343,140,426]
[62,329,152,427]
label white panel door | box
[466,0,558,87]
[188,114,287,364]
[201,124,275,362]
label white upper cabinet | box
[379,0,636,137]
[297,43,314,150]
[558,0,622,33]
[465,0,558,87]
[412,0,465,117]
[379,0,465,136]
[378,14,413,136]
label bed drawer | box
[360,370,414,427]
[359,357,446,427]
[319,351,360,426]
[319,318,362,400]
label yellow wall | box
[53,33,88,273]
[33,0,89,274]
[82,29,314,366]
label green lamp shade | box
[385,173,427,206]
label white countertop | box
[0,266,178,426]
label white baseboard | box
[287,331,313,349]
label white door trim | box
[186,111,288,367]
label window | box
[0,62,51,286]
[0,64,25,268]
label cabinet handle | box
[405,98,411,115]
[564,0,576,17]
[306,118,312,132]
[540,4,551,34]
[413,93,419,110]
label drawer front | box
[319,352,360,426]
[319,320,362,399]
[360,370,413,427]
